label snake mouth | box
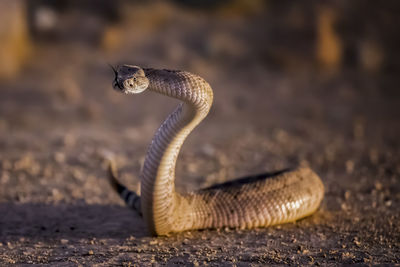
[110,64,124,92]
[112,79,122,91]
[112,79,126,94]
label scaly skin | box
[109,65,324,236]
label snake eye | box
[123,79,134,89]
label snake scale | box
[109,65,324,236]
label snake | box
[108,64,324,236]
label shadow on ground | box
[0,203,146,241]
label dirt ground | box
[0,2,399,266]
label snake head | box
[112,64,149,94]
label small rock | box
[201,143,215,157]
[63,133,76,147]
[54,152,66,163]
[345,160,354,174]
[344,190,351,200]
[363,257,371,263]
[374,181,383,191]
[14,154,34,171]
[52,188,63,202]
[149,240,158,245]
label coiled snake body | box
[109,65,324,236]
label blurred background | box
[1,0,399,125]
[0,0,399,200]
[0,0,399,264]
[1,0,400,200]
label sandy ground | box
[0,4,399,265]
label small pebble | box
[375,182,383,191]
[346,160,354,174]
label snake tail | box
[108,160,142,216]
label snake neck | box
[140,68,213,235]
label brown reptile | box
[108,64,324,236]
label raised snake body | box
[109,65,324,236]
